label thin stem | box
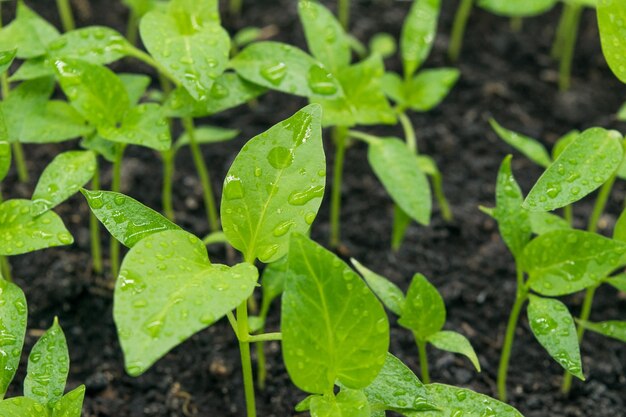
[90,162,102,273]
[587,174,616,233]
[558,4,582,91]
[11,143,28,183]
[236,301,257,417]
[561,284,598,394]
[248,332,282,343]
[230,0,243,16]
[125,8,139,46]
[448,0,473,62]
[55,0,76,32]
[431,172,453,222]
[330,126,348,248]
[0,255,11,282]
[563,205,573,226]
[182,117,220,232]
[348,129,378,145]
[417,339,430,384]
[227,311,239,336]
[256,341,267,389]
[551,4,570,59]
[161,150,175,221]
[110,144,126,279]
[338,0,350,30]
[398,112,417,153]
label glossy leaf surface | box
[405,68,459,112]
[221,105,325,263]
[598,0,626,83]
[119,74,151,105]
[1,77,54,142]
[478,0,557,16]
[20,101,93,144]
[47,26,132,65]
[115,230,258,376]
[578,320,626,343]
[529,212,571,235]
[416,384,524,417]
[613,207,626,242]
[351,259,405,316]
[100,103,171,151]
[401,0,440,77]
[0,49,16,74]
[282,234,389,394]
[0,397,48,416]
[0,3,59,59]
[50,385,86,417]
[0,279,27,400]
[427,331,481,371]
[489,119,551,168]
[398,274,445,340]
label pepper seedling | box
[352,259,480,384]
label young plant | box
[352,260,480,384]
[0,278,86,416]
[597,0,626,121]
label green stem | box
[563,205,573,226]
[497,266,528,402]
[587,174,616,233]
[90,162,102,273]
[398,112,417,153]
[448,0,473,62]
[431,172,453,222]
[338,0,350,30]
[161,150,175,221]
[230,0,243,16]
[236,301,257,417]
[125,8,139,46]
[348,129,379,145]
[11,143,28,183]
[330,126,348,248]
[55,0,76,32]
[256,341,266,389]
[110,144,125,279]
[551,4,570,59]
[182,117,220,232]
[561,284,597,394]
[558,3,582,91]
[417,339,430,384]
[0,255,11,282]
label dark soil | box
[3,0,626,416]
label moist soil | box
[3,0,626,416]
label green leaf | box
[401,0,440,78]
[523,128,623,211]
[529,211,571,235]
[100,103,171,151]
[119,73,151,106]
[47,27,132,65]
[81,190,181,248]
[614,207,626,242]
[0,397,48,416]
[123,0,162,17]
[232,42,344,99]
[578,320,626,343]
[115,230,258,376]
[489,119,552,168]
[598,0,626,83]
[0,141,10,182]
[478,0,557,17]
[221,104,325,263]
[282,234,389,394]
[369,33,397,59]
[381,72,405,106]
[54,59,130,129]
[427,331,481,371]
[0,3,60,59]
[80,135,117,163]
[140,9,229,100]
[0,279,27,400]
[405,68,459,112]
[298,0,351,73]
[351,258,405,316]
[310,390,370,417]
[605,273,626,292]
[168,0,220,24]
[391,206,413,251]
[0,49,16,74]
[1,77,55,143]
[50,385,86,417]
[398,274,445,340]
[259,256,288,318]
[551,130,579,160]
[368,138,431,225]
[174,126,239,151]
[31,151,96,216]
[9,57,53,82]
[19,101,93,144]
[416,383,524,417]
[527,295,584,380]
[361,353,435,413]
[523,230,626,296]
[494,155,532,258]
[0,200,73,256]
[24,318,70,407]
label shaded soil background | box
[2,0,626,416]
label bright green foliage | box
[140,2,229,100]
[606,274,626,292]
[551,130,579,160]
[597,0,626,83]
[578,320,626,343]
[0,397,47,416]
[31,151,96,216]
[0,142,10,182]
[123,0,164,17]
[401,0,440,78]
[382,70,459,113]
[119,74,151,105]
[115,230,258,376]
[298,0,351,73]
[478,0,557,16]
[0,3,59,59]
[47,27,132,66]
[0,49,16,74]
[489,120,551,168]
[0,279,27,400]
[427,331,481,371]
[351,259,405,316]
[0,200,73,256]
[252,256,288,331]
[369,33,397,59]
[494,156,531,259]
[221,105,325,263]
[99,103,171,151]
[310,390,370,417]
[527,295,584,380]
[1,77,55,143]
[50,385,86,417]
[613,207,626,242]
[174,126,239,151]
[529,211,571,235]
[24,319,70,407]
[282,234,389,394]
[368,138,431,226]
[20,101,92,144]
[522,230,626,296]
[81,190,181,248]
[523,128,623,212]
[399,274,445,339]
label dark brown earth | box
[2,0,626,416]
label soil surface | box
[3,0,626,416]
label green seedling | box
[352,260,480,384]
[0,278,86,416]
[597,0,626,120]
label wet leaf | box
[401,0,440,78]
[174,126,239,151]
[31,151,96,216]
[415,383,524,416]
[115,230,258,376]
[0,49,16,74]
[119,73,151,106]
[524,128,623,211]
[0,200,73,256]
[282,234,389,394]
[351,259,405,316]
[489,120,552,168]
[478,0,557,16]
[24,318,70,407]
[578,320,626,343]
[47,26,132,66]
[50,385,86,417]
[81,190,180,248]
[20,101,93,144]
[527,295,584,380]
[0,279,27,400]
[598,0,626,83]
[80,135,117,163]
[405,68,459,112]
[368,138,431,226]
[9,57,53,82]
[221,105,325,263]
[0,397,48,416]
[0,141,10,182]
[427,331,481,371]
[551,130,579,160]
[99,103,171,151]
[523,230,626,296]
[398,274,445,340]
[310,390,370,417]
[0,3,59,59]
[1,77,54,143]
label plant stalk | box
[182,117,220,232]
[125,7,139,46]
[417,339,430,384]
[90,162,102,273]
[448,0,473,62]
[161,150,175,221]
[110,144,126,279]
[398,111,417,154]
[587,174,616,233]
[55,0,76,32]
[236,301,257,417]
[330,126,348,248]
[338,0,350,30]
[563,205,573,226]
[558,3,583,91]
[0,256,11,282]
